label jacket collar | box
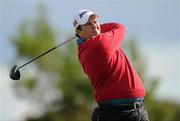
[76,37,86,45]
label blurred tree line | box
[11,4,180,121]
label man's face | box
[77,15,100,39]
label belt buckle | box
[133,102,142,109]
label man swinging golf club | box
[73,9,149,121]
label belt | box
[100,97,144,105]
[98,101,144,111]
[98,97,144,111]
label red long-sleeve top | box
[77,23,145,103]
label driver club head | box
[9,65,21,80]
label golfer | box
[73,9,149,121]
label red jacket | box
[77,23,145,103]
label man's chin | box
[87,31,100,38]
[93,31,100,36]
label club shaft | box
[18,36,76,69]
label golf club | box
[9,36,76,80]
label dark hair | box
[76,25,82,31]
[75,34,80,38]
[75,25,82,38]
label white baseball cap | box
[73,9,98,30]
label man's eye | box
[86,23,91,26]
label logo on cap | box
[79,10,88,19]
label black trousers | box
[92,105,149,121]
